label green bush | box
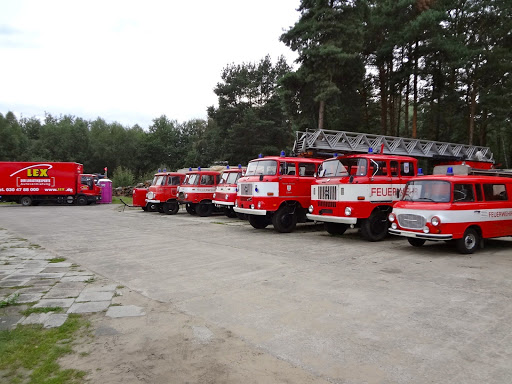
[112,166,134,188]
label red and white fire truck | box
[0,161,102,206]
[306,153,418,241]
[178,168,221,217]
[136,171,186,214]
[294,129,495,241]
[388,165,512,253]
[212,165,245,218]
[234,154,323,232]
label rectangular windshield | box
[318,158,367,177]
[403,180,451,202]
[245,160,278,176]
[183,174,199,185]
[152,175,166,186]
[219,172,241,184]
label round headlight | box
[388,213,396,222]
[147,192,154,199]
[423,226,430,233]
[250,204,255,209]
[213,193,216,198]
[308,205,314,213]
[431,216,441,226]
[345,207,352,216]
[391,222,397,229]
[185,193,188,198]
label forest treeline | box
[1,0,511,179]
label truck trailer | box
[0,162,101,206]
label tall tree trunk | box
[389,58,395,136]
[318,100,325,130]
[480,108,487,146]
[412,41,418,138]
[378,63,388,135]
[468,80,477,145]
[404,74,410,137]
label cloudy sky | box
[0,0,301,128]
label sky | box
[0,0,301,128]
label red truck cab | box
[213,165,245,218]
[144,172,185,214]
[389,169,512,253]
[178,169,220,216]
[306,154,418,241]
[234,155,323,232]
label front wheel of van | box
[163,202,179,215]
[456,228,480,254]
[407,238,426,247]
[185,203,196,215]
[325,222,348,235]
[196,203,213,217]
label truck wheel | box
[456,228,480,254]
[272,207,297,233]
[163,202,179,215]
[76,195,88,206]
[66,196,74,204]
[20,196,32,206]
[325,222,348,235]
[196,203,213,217]
[186,204,196,215]
[248,215,270,229]
[407,238,426,247]
[361,210,388,241]
[224,207,237,218]
[146,203,157,212]
[236,212,248,220]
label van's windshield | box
[318,158,367,178]
[245,160,277,176]
[403,180,451,203]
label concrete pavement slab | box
[34,298,75,308]
[106,305,145,318]
[0,315,23,330]
[44,288,82,299]
[61,275,94,282]
[44,314,68,328]
[84,284,117,292]
[68,301,110,314]
[20,312,51,325]
[76,291,114,302]
[1,278,31,287]
[12,292,44,303]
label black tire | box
[158,205,164,213]
[272,207,297,233]
[456,228,480,254]
[142,206,148,211]
[76,195,88,206]
[163,202,179,215]
[196,202,214,217]
[248,215,270,229]
[66,196,74,204]
[186,203,196,215]
[407,238,426,247]
[361,210,389,241]
[224,207,238,218]
[324,222,348,235]
[20,196,32,206]
[146,203,158,212]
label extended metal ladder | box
[293,129,494,163]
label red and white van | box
[306,154,418,241]
[178,169,220,216]
[234,155,323,232]
[145,171,185,214]
[388,168,512,253]
[212,165,245,218]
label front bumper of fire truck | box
[146,199,160,204]
[388,228,453,241]
[213,200,234,206]
[306,213,357,225]
[233,207,267,215]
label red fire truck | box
[388,166,512,253]
[143,171,186,214]
[306,153,418,241]
[294,129,495,241]
[234,154,323,232]
[212,165,245,218]
[178,168,221,216]
[0,162,101,206]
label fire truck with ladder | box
[234,153,323,232]
[212,165,246,218]
[294,129,495,241]
[388,164,512,253]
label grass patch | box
[0,293,19,308]
[9,285,33,290]
[21,307,64,316]
[212,221,228,225]
[48,257,67,263]
[84,278,95,284]
[116,285,125,289]
[0,314,88,383]
[112,196,132,205]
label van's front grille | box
[397,214,426,229]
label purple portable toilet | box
[98,179,112,204]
